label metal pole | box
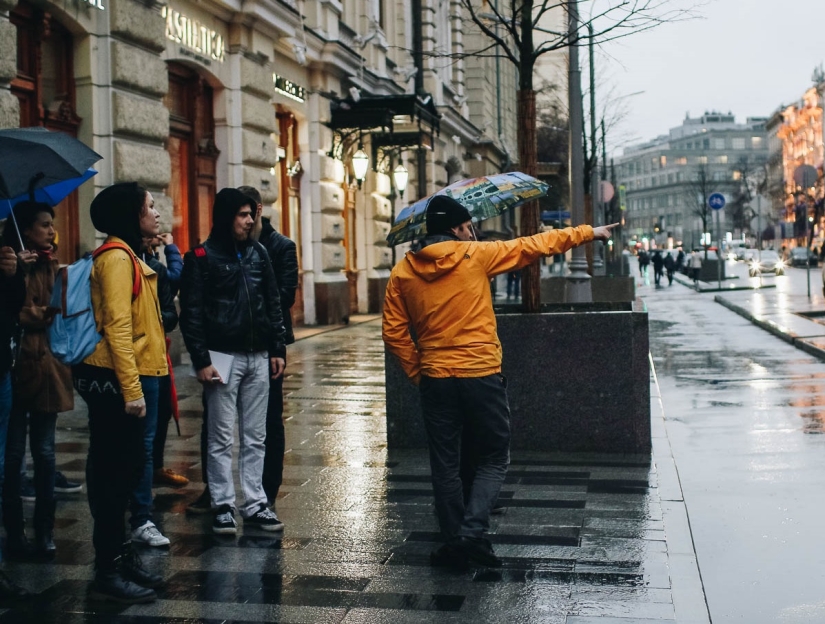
[565,0,592,302]
[714,212,719,287]
[588,25,603,274]
[807,209,811,298]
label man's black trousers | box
[419,374,510,540]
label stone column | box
[0,0,18,129]
[367,172,393,313]
[238,55,278,203]
[314,152,348,324]
[107,0,171,237]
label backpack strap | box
[92,242,142,300]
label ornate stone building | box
[0,0,518,324]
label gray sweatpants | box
[204,351,270,518]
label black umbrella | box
[0,127,101,249]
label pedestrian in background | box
[383,195,616,569]
[638,249,649,277]
[179,188,286,535]
[0,245,33,601]
[651,250,664,286]
[1,202,73,562]
[664,251,676,286]
[690,250,702,284]
[73,182,168,603]
[241,185,298,519]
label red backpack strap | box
[92,242,142,300]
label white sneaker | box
[131,521,171,547]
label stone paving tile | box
[0,321,694,622]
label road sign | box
[708,193,726,211]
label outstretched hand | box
[592,223,619,242]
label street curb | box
[714,295,825,361]
[650,355,711,624]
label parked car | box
[740,249,759,262]
[789,247,819,268]
[748,250,785,276]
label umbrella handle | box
[10,172,46,253]
[8,208,25,252]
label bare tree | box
[453,0,697,311]
[685,161,714,259]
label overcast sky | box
[598,0,825,157]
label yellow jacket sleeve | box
[381,272,421,381]
[95,252,143,402]
[479,225,594,277]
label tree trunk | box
[518,88,540,313]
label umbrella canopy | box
[0,168,97,219]
[0,127,101,200]
[387,172,549,246]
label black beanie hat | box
[425,195,472,235]
[90,182,147,254]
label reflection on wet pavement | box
[645,279,825,623]
[0,321,683,623]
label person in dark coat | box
[651,250,664,285]
[638,250,649,277]
[241,185,298,512]
[664,252,676,286]
[0,244,33,601]
[1,202,73,562]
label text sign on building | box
[162,6,225,63]
[273,75,305,103]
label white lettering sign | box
[161,6,225,63]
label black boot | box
[449,535,502,568]
[35,531,56,560]
[5,533,36,561]
[119,544,164,589]
[89,570,156,604]
[0,571,32,604]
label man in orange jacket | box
[383,195,616,568]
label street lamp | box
[352,147,369,188]
[393,164,409,199]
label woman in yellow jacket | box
[72,183,167,604]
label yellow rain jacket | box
[382,225,594,381]
[84,236,168,402]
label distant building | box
[765,87,824,249]
[615,112,769,249]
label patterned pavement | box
[0,317,698,623]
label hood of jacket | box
[209,188,255,248]
[405,235,471,283]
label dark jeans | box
[3,408,56,538]
[0,373,11,562]
[263,374,285,504]
[419,374,510,540]
[129,374,159,530]
[152,374,173,469]
[74,364,148,571]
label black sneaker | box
[244,504,284,532]
[120,545,164,589]
[449,535,502,568]
[54,471,82,494]
[213,504,237,535]
[90,570,156,604]
[186,488,212,515]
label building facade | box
[615,112,768,249]
[0,0,518,325]
[765,86,824,249]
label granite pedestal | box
[385,305,651,453]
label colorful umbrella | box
[387,172,549,246]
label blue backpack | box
[49,242,141,366]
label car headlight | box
[775,261,785,270]
[750,261,760,272]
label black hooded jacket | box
[258,217,298,344]
[179,188,286,370]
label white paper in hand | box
[208,350,234,384]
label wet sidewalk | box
[0,317,708,622]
